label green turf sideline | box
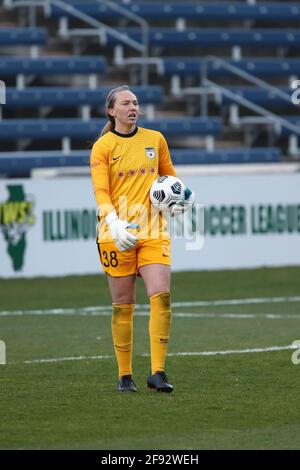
[1,295,300,316]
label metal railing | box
[196,55,300,138]
[95,0,149,85]
[3,0,150,84]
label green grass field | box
[0,267,300,450]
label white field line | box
[22,355,113,364]
[1,311,300,320]
[172,313,300,319]
[1,295,300,317]
[172,296,300,307]
[166,345,296,357]
[7,344,296,365]
[0,310,300,320]
[2,312,300,320]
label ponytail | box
[100,119,114,137]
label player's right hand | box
[105,211,139,251]
[170,187,195,217]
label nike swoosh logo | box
[113,156,122,161]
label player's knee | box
[147,285,170,298]
[113,295,135,304]
[148,289,170,300]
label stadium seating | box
[170,148,282,164]
[0,0,298,171]
[49,2,300,22]
[0,27,47,45]
[0,148,282,177]
[160,58,300,78]
[94,28,300,49]
[0,117,222,139]
[221,87,295,109]
[4,86,163,107]
[0,56,106,76]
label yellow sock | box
[112,303,135,378]
[149,292,172,375]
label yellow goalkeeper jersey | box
[90,126,176,242]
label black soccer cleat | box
[147,371,173,393]
[117,375,137,392]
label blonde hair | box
[100,85,130,137]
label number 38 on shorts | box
[97,239,171,277]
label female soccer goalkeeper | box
[90,85,194,393]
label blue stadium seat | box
[49,2,300,22]
[4,86,163,107]
[0,147,281,176]
[0,56,106,76]
[161,58,300,77]
[0,117,222,139]
[222,86,295,109]
[0,151,90,175]
[0,27,47,45]
[103,28,300,49]
[171,147,282,164]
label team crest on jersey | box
[145,147,156,159]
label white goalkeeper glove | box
[105,210,139,252]
[170,187,195,217]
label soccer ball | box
[150,175,186,212]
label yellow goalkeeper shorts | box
[97,238,171,277]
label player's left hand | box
[170,187,195,217]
